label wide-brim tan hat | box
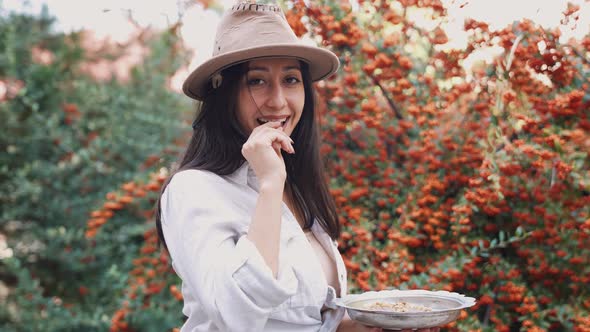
[182,1,340,101]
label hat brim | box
[182,44,339,101]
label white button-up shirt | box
[161,162,347,332]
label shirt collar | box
[225,161,250,186]
[225,161,260,191]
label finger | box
[270,124,293,143]
[273,134,295,154]
[262,130,294,154]
[245,132,294,155]
[272,141,283,156]
[267,120,282,128]
[251,123,293,144]
[251,120,282,135]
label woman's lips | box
[256,116,289,127]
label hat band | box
[232,2,281,13]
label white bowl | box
[335,290,476,330]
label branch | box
[369,75,403,120]
[365,74,405,164]
[569,46,590,66]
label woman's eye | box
[247,78,265,86]
[285,76,301,84]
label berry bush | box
[1,1,588,331]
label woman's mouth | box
[257,116,289,128]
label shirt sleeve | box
[161,170,298,331]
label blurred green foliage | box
[0,5,189,331]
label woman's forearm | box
[246,181,284,278]
[336,316,354,332]
[337,312,382,332]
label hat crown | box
[212,1,298,57]
[182,0,339,100]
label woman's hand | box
[388,329,440,332]
[336,317,382,332]
[345,325,440,332]
[346,326,440,332]
[337,315,440,332]
[241,121,295,188]
[243,121,295,276]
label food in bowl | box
[364,301,433,312]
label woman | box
[156,2,439,331]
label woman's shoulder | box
[166,169,230,194]
[172,168,221,182]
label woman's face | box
[236,58,305,136]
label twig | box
[365,75,405,164]
[369,75,403,120]
[569,46,590,66]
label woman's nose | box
[264,82,287,110]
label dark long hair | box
[155,61,340,250]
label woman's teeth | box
[257,118,288,126]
